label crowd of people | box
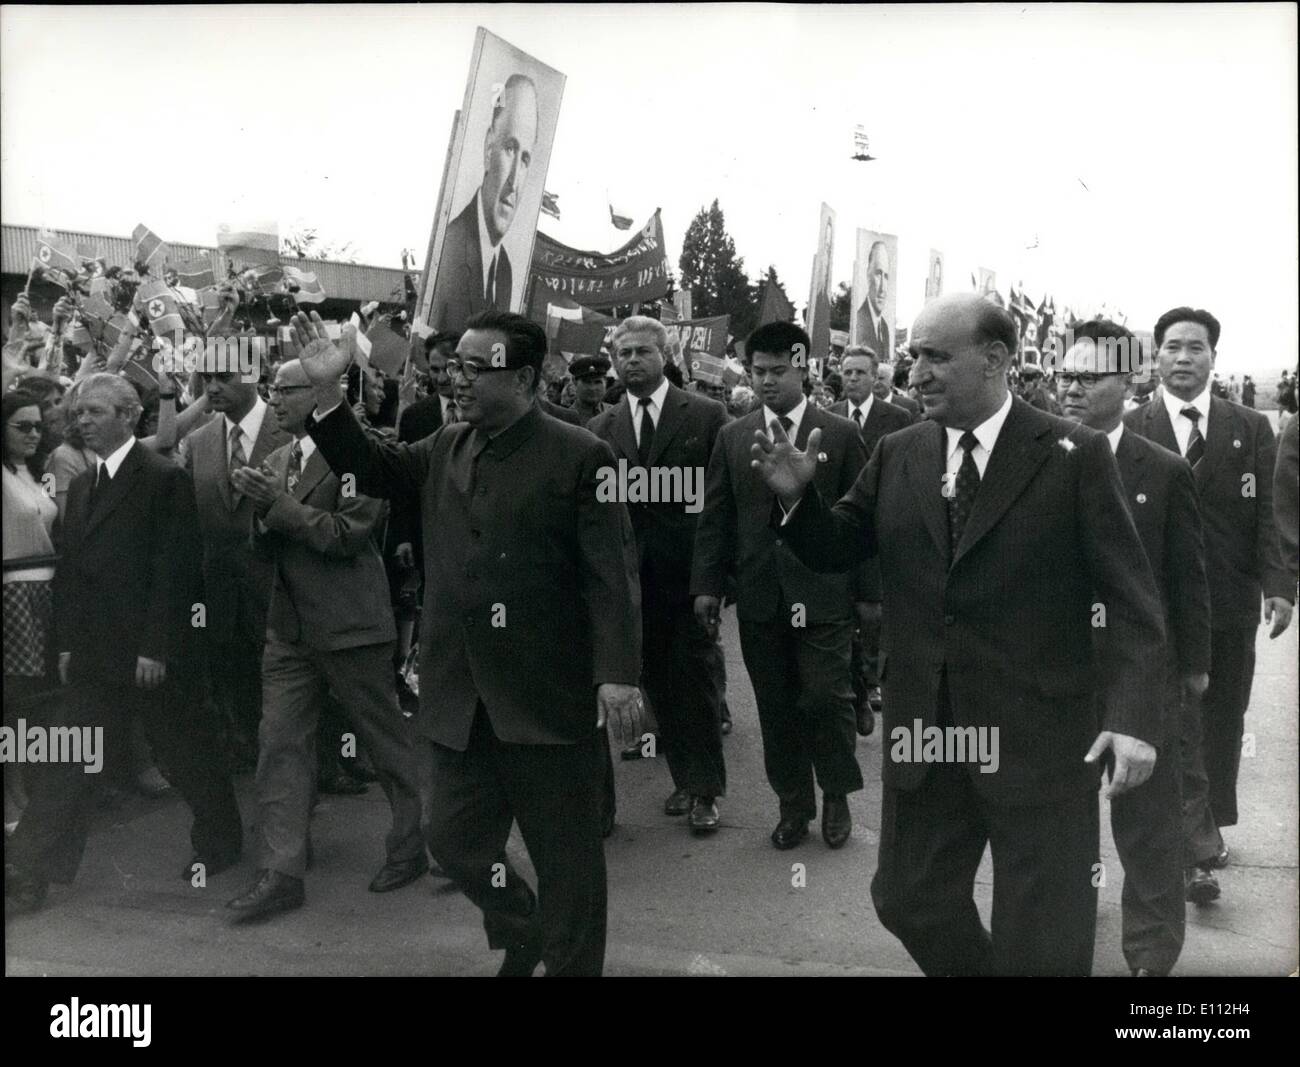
[2,275,1297,978]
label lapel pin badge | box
[1233,439,1241,448]
[1136,493,1147,504]
[817,452,828,463]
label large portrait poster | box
[806,203,835,359]
[924,248,944,304]
[850,228,898,359]
[416,28,565,334]
[976,267,997,297]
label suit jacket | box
[397,395,448,444]
[307,402,641,750]
[779,398,1166,805]
[1274,415,1299,581]
[1112,428,1212,740]
[692,405,869,624]
[252,441,395,652]
[888,390,921,419]
[828,396,913,457]
[429,194,513,333]
[857,302,892,363]
[540,397,584,426]
[1124,395,1292,628]
[53,440,204,687]
[587,383,728,604]
[185,410,290,645]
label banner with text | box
[529,210,671,309]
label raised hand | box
[750,420,822,507]
[291,310,352,387]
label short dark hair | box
[1070,319,1136,375]
[745,321,812,368]
[971,302,1019,357]
[464,310,547,386]
[3,388,46,477]
[1154,306,1220,350]
[425,330,461,354]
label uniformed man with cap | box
[569,355,612,424]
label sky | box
[2,3,1296,374]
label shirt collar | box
[226,395,267,446]
[293,434,317,463]
[946,391,1013,460]
[476,190,500,292]
[1162,383,1211,424]
[1106,424,1124,454]
[627,376,671,416]
[764,396,809,440]
[98,435,137,478]
[849,393,874,420]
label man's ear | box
[984,341,1012,377]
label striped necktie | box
[1181,406,1205,468]
[287,441,303,494]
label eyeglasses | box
[445,359,513,382]
[267,384,314,397]
[1058,373,1125,388]
[8,421,42,434]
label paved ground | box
[6,603,1295,978]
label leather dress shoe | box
[821,794,852,849]
[771,815,810,850]
[1185,866,1220,905]
[182,849,240,881]
[135,766,173,798]
[720,702,733,736]
[855,702,875,737]
[368,855,428,893]
[497,929,543,977]
[663,787,693,816]
[227,869,304,922]
[688,796,719,834]
[1206,846,1230,870]
[318,770,368,796]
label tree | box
[829,281,852,331]
[281,225,358,263]
[756,264,795,325]
[679,199,757,338]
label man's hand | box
[394,542,415,568]
[135,656,166,690]
[1182,672,1210,699]
[229,466,285,513]
[291,310,353,390]
[1264,596,1293,639]
[596,683,643,748]
[750,420,821,509]
[58,651,71,686]
[1085,731,1156,798]
[694,594,721,638]
[9,292,33,340]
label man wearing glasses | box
[294,308,642,976]
[1056,320,1211,976]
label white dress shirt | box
[475,190,503,303]
[764,396,809,441]
[97,435,138,479]
[628,376,671,437]
[944,391,1013,480]
[1161,384,1212,458]
[293,434,317,466]
[1106,424,1124,455]
[846,393,875,425]
[225,396,268,464]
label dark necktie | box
[89,463,108,513]
[637,397,655,465]
[770,415,794,438]
[287,441,303,494]
[852,408,864,429]
[947,431,981,554]
[486,255,498,308]
[1181,406,1205,468]
[229,422,248,501]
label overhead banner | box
[925,249,944,304]
[807,203,836,358]
[850,228,898,359]
[416,28,566,334]
[529,210,671,309]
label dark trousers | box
[1181,686,1224,867]
[849,613,881,704]
[257,637,423,879]
[1200,626,1256,828]
[8,678,242,886]
[872,760,1100,976]
[210,629,264,758]
[641,596,725,797]
[738,615,862,819]
[425,707,607,976]
[1110,715,1185,975]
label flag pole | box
[24,258,39,296]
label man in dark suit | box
[1124,307,1293,904]
[829,346,913,735]
[589,316,728,833]
[5,374,241,913]
[295,308,642,976]
[428,74,537,333]
[693,321,867,851]
[1275,415,1299,581]
[221,359,426,921]
[855,240,892,361]
[757,295,1166,975]
[397,332,461,444]
[186,363,291,767]
[1057,320,1212,977]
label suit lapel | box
[83,442,144,539]
[862,403,882,442]
[610,399,640,464]
[248,408,285,469]
[1197,396,1235,487]
[648,385,687,466]
[903,419,950,562]
[206,417,234,511]
[1142,397,1179,455]
[1115,429,1145,498]
[794,405,818,450]
[952,399,1055,568]
[292,448,330,501]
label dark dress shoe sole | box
[368,861,429,893]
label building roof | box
[1,224,408,304]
